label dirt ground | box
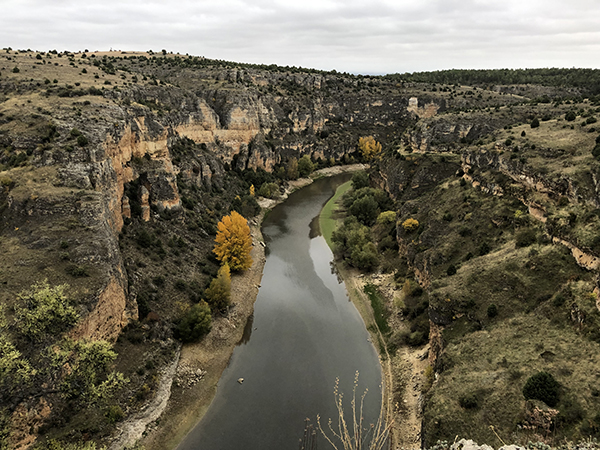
[341,270,429,450]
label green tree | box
[14,280,78,341]
[205,263,231,312]
[0,334,34,397]
[349,195,379,226]
[49,339,128,402]
[297,155,316,177]
[258,182,279,199]
[176,302,212,342]
[286,157,299,180]
[530,117,540,128]
[351,171,369,190]
[523,371,560,406]
[565,111,576,121]
[213,211,253,271]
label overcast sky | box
[2,0,599,74]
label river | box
[176,174,383,450]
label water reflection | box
[176,173,381,450]
[238,314,253,346]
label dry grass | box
[425,312,600,446]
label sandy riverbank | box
[134,164,367,450]
[339,268,429,450]
[319,185,429,449]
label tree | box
[14,280,78,341]
[213,211,253,271]
[205,263,231,312]
[351,171,369,190]
[49,338,128,402]
[286,157,299,180]
[258,182,279,199]
[298,155,316,177]
[358,136,382,161]
[530,117,540,128]
[0,334,34,397]
[176,301,212,342]
[565,111,576,121]
[523,371,560,407]
[349,195,379,226]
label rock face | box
[0,66,416,349]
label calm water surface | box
[177,174,382,450]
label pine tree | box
[213,211,253,271]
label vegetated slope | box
[1,46,599,448]
[371,95,600,446]
[0,48,420,448]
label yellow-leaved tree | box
[213,211,253,271]
[358,136,382,161]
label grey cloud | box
[1,0,599,73]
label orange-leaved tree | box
[213,210,253,271]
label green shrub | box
[76,134,88,147]
[376,210,396,226]
[523,371,560,406]
[52,338,128,402]
[478,242,491,256]
[14,281,78,340]
[515,228,537,247]
[174,279,187,291]
[176,302,212,342]
[257,182,279,199]
[105,405,124,424]
[404,327,428,346]
[487,304,498,318]
[297,155,315,177]
[530,117,540,128]
[565,111,576,121]
[459,393,479,409]
[0,334,34,396]
[592,144,600,161]
[66,264,89,277]
[12,67,19,73]
[37,440,106,450]
[446,264,457,276]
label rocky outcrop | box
[462,149,600,208]
[72,275,132,342]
